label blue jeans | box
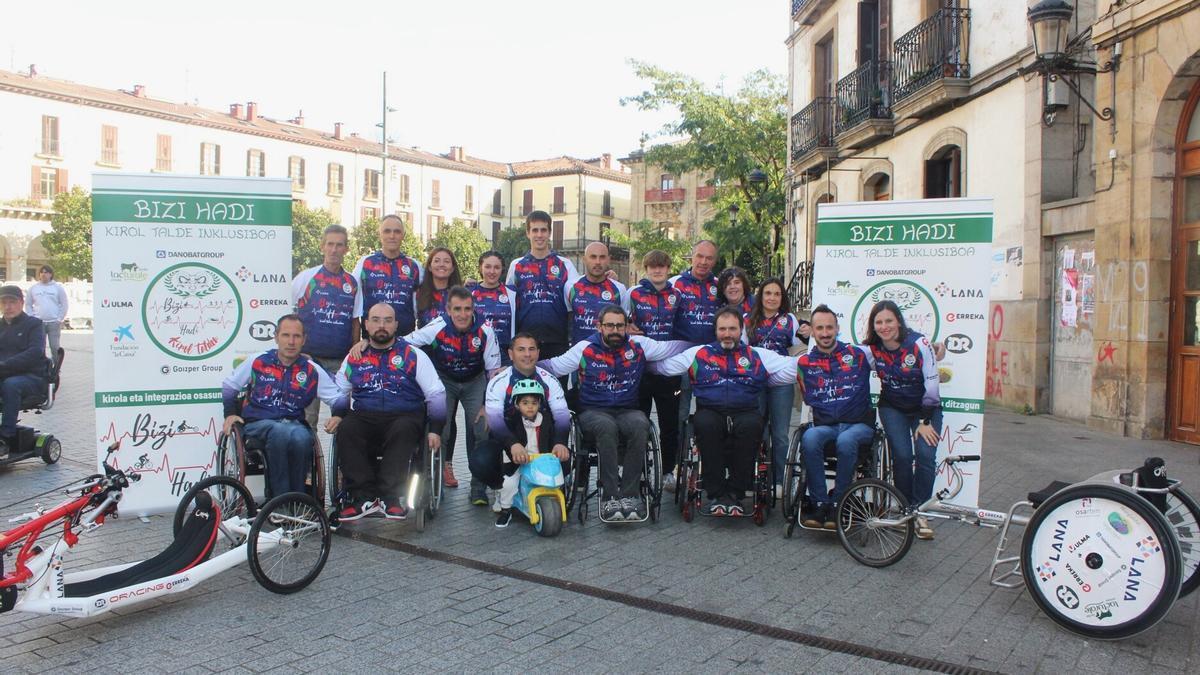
[801,422,874,507]
[758,385,795,484]
[243,418,314,497]
[878,406,942,507]
[1,375,44,437]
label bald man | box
[352,214,425,336]
[566,242,629,345]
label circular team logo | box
[499,294,509,303]
[601,290,613,301]
[707,284,717,299]
[777,317,788,328]
[624,349,636,360]
[295,371,308,385]
[471,336,482,349]
[142,263,242,361]
[903,353,916,368]
[667,295,677,305]
[737,356,750,368]
[342,282,353,294]
[841,353,854,365]
[551,265,561,276]
[850,280,940,344]
[401,265,411,276]
[390,354,404,368]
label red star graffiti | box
[1097,342,1117,364]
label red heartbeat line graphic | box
[936,424,977,478]
[98,417,221,444]
[108,449,221,482]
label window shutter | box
[56,169,68,195]
[950,147,962,197]
[31,166,40,199]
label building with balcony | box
[0,67,629,281]
[785,1,1200,444]
[621,147,720,276]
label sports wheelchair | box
[781,421,892,537]
[0,348,65,467]
[566,412,664,524]
[216,420,326,508]
[675,413,773,525]
[325,419,442,532]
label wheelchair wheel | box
[174,476,257,556]
[646,425,663,523]
[836,479,913,568]
[37,435,61,464]
[535,494,563,537]
[426,436,442,519]
[753,442,771,525]
[1020,483,1183,639]
[565,417,583,515]
[1165,486,1200,598]
[326,435,343,509]
[782,428,804,538]
[216,427,244,483]
[248,492,331,594]
[309,438,327,509]
[872,428,893,484]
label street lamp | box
[1020,0,1119,127]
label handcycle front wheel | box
[248,492,331,594]
[1164,486,1200,598]
[1020,483,1183,640]
[174,475,257,556]
[836,478,914,568]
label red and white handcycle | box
[0,444,331,618]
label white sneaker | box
[662,472,676,493]
[774,484,784,500]
[491,491,503,513]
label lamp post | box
[1028,0,1073,64]
[1020,0,1118,127]
[746,168,772,276]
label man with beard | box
[538,305,685,521]
[327,303,446,521]
[652,306,797,517]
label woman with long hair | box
[745,278,802,490]
[861,300,941,540]
[718,266,754,315]
[416,247,462,328]
[469,250,515,370]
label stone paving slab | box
[0,332,1197,673]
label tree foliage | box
[42,187,93,281]
[609,220,691,274]
[622,61,788,278]
[291,203,337,275]
[346,216,380,271]
[493,226,529,267]
[429,219,489,277]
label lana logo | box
[944,333,973,354]
[248,320,276,341]
[1055,584,1080,609]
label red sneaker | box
[442,464,459,488]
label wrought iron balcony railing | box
[835,60,893,134]
[645,188,685,203]
[790,97,834,162]
[893,7,971,103]
[787,260,814,311]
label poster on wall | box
[812,197,993,508]
[92,173,292,515]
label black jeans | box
[638,372,680,472]
[336,410,424,503]
[693,407,762,501]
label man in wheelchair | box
[653,306,797,516]
[538,305,684,520]
[0,285,47,456]
[795,305,877,529]
[326,303,446,521]
[221,314,343,496]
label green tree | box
[609,219,691,274]
[291,203,337,275]
[42,187,93,281]
[623,62,788,277]
[429,219,488,276]
[345,216,380,272]
[494,225,529,266]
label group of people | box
[220,209,944,537]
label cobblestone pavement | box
[0,332,1197,673]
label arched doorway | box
[1169,81,1200,443]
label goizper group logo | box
[142,263,242,361]
[850,279,940,343]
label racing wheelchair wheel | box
[37,434,61,464]
[174,476,257,557]
[248,492,331,594]
[782,427,805,538]
[1021,483,1182,639]
[836,478,914,568]
[1164,486,1200,598]
[534,494,563,537]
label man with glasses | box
[538,305,685,521]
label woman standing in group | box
[718,267,754,315]
[744,278,802,491]
[861,300,941,540]
[469,251,516,368]
[416,247,462,328]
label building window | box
[399,174,411,204]
[364,169,380,200]
[41,116,59,156]
[200,142,221,175]
[492,220,502,243]
[431,179,441,208]
[924,146,962,198]
[552,220,564,249]
[660,174,675,190]
[246,149,265,177]
[32,166,65,200]
[864,173,891,201]
[362,206,379,222]
[100,125,119,165]
[155,134,172,171]
[492,189,503,216]
[429,214,444,231]
[600,222,611,241]
[464,185,474,212]
[522,189,534,216]
[288,156,306,190]
[396,211,412,228]
[327,163,344,196]
[602,190,612,217]
[552,186,565,213]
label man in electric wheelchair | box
[538,304,685,521]
[326,302,446,521]
[0,285,49,458]
[652,306,798,516]
[221,314,343,497]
